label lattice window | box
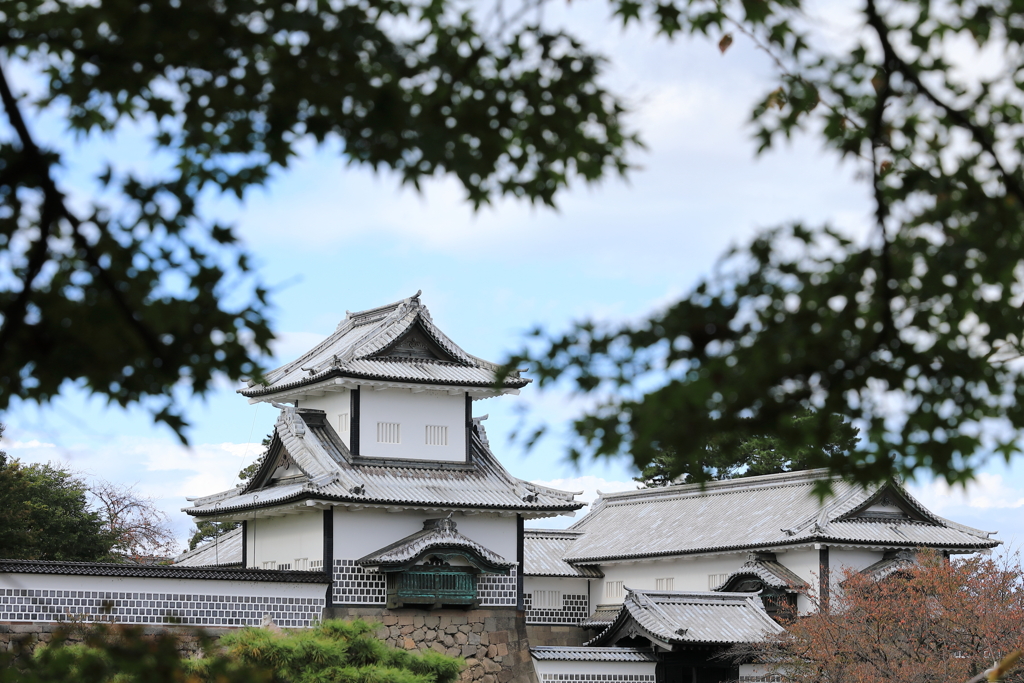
[0,588,324,628]
[708,573,730,589]
[656,577,674,590]
[294,558,308,571]
[606,581,624,599]
[310,559,323,571]
[525,592,589,625]
[338,413,349,436]
[333,559,387,604]
[540,674,654,683]
[377,422,401,444]
[263,561,277,570]
[425,425,448,446]
[533,590,562,609]
[478,566,517,606]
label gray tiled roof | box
[358,516,513,571]
[173,526,244,567]
[566,470,997,562]
[0,559,329,583]
[712,556,808,591]
[524,530,603,578]
[587,590,785,648]
[241,294,528,397]
[531,647,658,662]
[579,603,622,628]
[853,552,916,583]
[185,408,582,516]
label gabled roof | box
[712,554,808,591]
[173,526,244,567]
[580,604,623,629]
[587,590,785,649]
[851,551,917,583]
[565,470,998,563]
[184,407,582,517]
[357,516,513,573]
[240,293,528,398]
[524,530,604,578]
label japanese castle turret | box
[184,292,584,614]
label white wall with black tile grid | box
[333,559,387,605]
[0,574,327,628]
[533,659,657,683]
[524,593,589,625]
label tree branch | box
[864,0,1024,207]
[0,57,165,366]
[0,59,57,354]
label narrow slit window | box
[708,573,730,589]
[425,425,448,446]
[377,422,400,444]
[533,590,562,609]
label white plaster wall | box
[333,508,518,561]
[301,390,351,447]
[359,388,466,461]
[524,577,590,595]
[532,658,656,679]
[829,546,886,602]
[0,572,324,601]
[775,548,822,614]
[248,512,323,568]
[739,663,773,681]
[830,547,885,577]
[595,552,748,604]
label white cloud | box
[908,472,1024,514]
[268,330,330,365]
[527,475,639,529]
[6,439,56,449]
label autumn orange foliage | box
[751,550,1024,683]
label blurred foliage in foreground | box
[506,0,1024,494]
[0,618,462,683]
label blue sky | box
[5,0,1024,553]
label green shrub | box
[0,619,463,683]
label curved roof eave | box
[566,534,1000,564]
[187,492,583,517]
[239,367,529,398]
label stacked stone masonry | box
[328,606,539,683]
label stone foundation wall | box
[524,624,587,647]
[0,622,233,659]
[325,607,538,683]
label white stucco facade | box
[358,388,467,461]
[301,387,468,461]
[247,511,324,570]
[532,656,657,683]
[301,389,352,448]
[332,507,518,561]
[593,552,749,604]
